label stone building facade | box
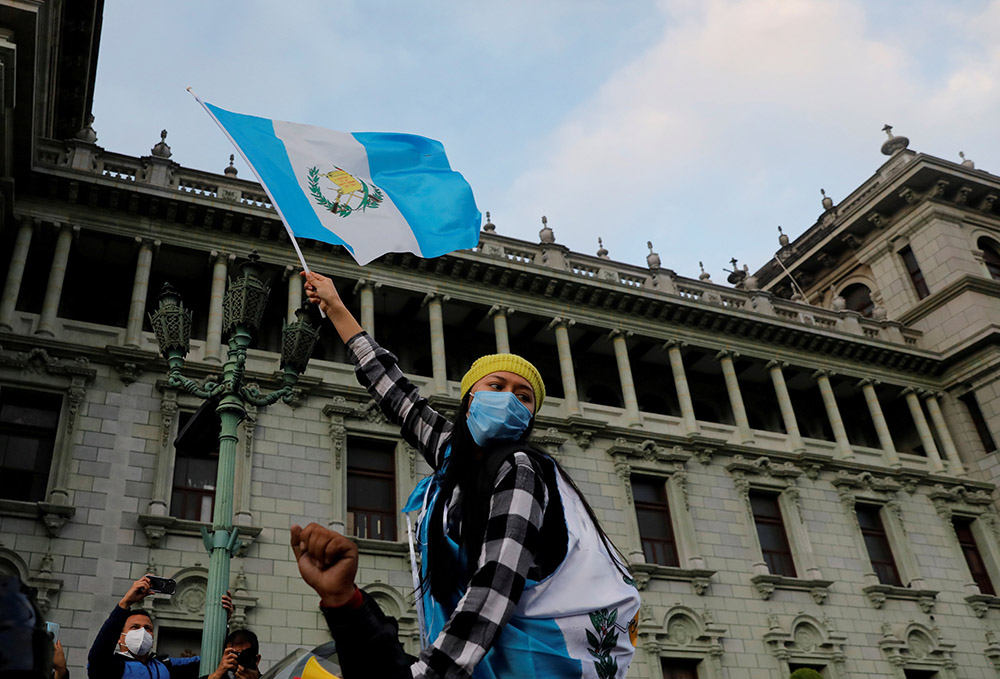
[2,3,1000,678]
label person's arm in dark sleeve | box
[87,606,129,679]
[322,592,415,679]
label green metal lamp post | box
[149,252,320,675]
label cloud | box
[501,0,1000,276]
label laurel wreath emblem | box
[586,608,621,679]
[307,166,384,218]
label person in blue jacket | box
[87,576,237,679]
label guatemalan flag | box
[195,95,481,266]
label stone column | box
[489,305,513,354]
[717,350,753,444]
[858,379,899,467]
[610,329,641,428]
[124,238,157,348]
[924,392,965,476]
[813,370,853,459]
[354,279,378,336]
[286,265,303,324]
[423,293,449,395]
[766,360,804,452]
[548,317,580,416]
[903,387,945,473]
[0,217,35,331]
[204,251,231,363]
[664,340,698,435]
[36,224,76,337]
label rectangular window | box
[170,409,220,523]
[347,438,397,541]
[899,246,930,299]
[750,491,796,577]
[789,665,826,677]
[903,670,938,679]
[856,504,902,586]
[632,476,679,567]
[953,517,995,596]
[0,387,62,502]
[960,393,997,454]
[661,658,699,679]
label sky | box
[92,0,1000,281]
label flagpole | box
[187,87,326,316]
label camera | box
[145,575,176,596]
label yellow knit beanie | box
[460,354,546,410]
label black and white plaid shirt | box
[348,332,548,679]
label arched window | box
[840,283,874,318]
[978,237,1000,281]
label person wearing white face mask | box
[87,576,232,679]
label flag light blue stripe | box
[352,132,480,258]
[204,103,354,253]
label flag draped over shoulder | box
[200,100,481,266]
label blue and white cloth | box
[198,99,481,265]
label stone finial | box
[744,265,758,291]
[596,237,609,259]
[224,154,238,177]
[959,151,975,169]
[726,257,747,285]
[880,124,909,156]
[75,114,98,143]
[698,261,711,281]
[821,188,834,211]
[539,215,555,244]
[482,211,495,232]
[778,225,790,247]
[646,241,661,270]
[151,129,172,158]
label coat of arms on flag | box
[191,91,481,266]
[307,166,384,218]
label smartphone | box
[145,575,177,596]
[45,621,60,642]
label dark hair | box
[224,629,259,657]
[422,394,629,606]
[124,609,152,623]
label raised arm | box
[303,272,452,469]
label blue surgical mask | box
[466,391,533,446]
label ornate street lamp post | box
[149,252,319,675]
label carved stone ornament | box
[530,427,568,456]
[607,438,690,466]
[726,454,802,479]
[357,399,389,424]
[764,615,848,671]
[878,623,956,671]
[830,470,902,495]
[636,605,726,668]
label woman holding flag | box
[292,271,640,679]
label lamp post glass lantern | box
[148,251,319,674]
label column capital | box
[663,339,688,351]
[488,304,514,318]
[547,316,575,331]
[921,389,944,401]
[900,386,919,397]
[608,328,633,341]
[715,349,739,361]
[210,250,235,265]
[812,369,833,380]
[765,359,787,371]
[133,236,161,253]
[421,291,449,307]
[353,278,382,294]
[13,215,39,232]
[857,377,880,389]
